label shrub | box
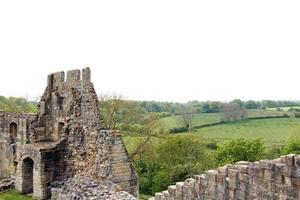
[133,134,215,195]
[158,135,209,167]
[264,145,284,159]
[216,138,266,165]
[135,159,160,195]
[152,170,172,193]
[206,140,218,150]
[283,140,300,154]
[169,162,206,182]
[169,127,188,134]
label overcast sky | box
[0,1,299,102]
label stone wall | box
[0,68,138,199]
[0,111,35,179]
[0,111,35,145]
[151,154,300,200]
[34,67,138,199]
[0,178,14,192]
[0,141,13,178]
[15,142,58,199]
[110,133,138,197]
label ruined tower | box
[0,68,138,199]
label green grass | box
[0,190,32,200]
[124,110,300,152]
[139,194,152,200]
[159,109,291,131]
[194,118,300,145]
[159,113,221,130]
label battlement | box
[150,154,300,200]
[47,67,91,89]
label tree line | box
[1,94,299,115]
[139,99,300,114]
[0,96,38,113]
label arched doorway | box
[22,157,34,194]
[9,122,17,143]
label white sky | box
[0,1,299,102]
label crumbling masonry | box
[0,68,138,199]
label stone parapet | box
[151,154,300,200]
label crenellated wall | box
[150,154,300,200]
[37,67,93,142]
[0,67,138,200]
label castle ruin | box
[2,68,300,200]
[0,68,138,199]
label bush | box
[157,112,172,118]
[133,134,215,195]
[169,162,206,182]
[158,135,210,167]
[282,114,289,118]
[152,170,172,193]
[135,159,160,195]
[247,115,289,120]
[206,140,218,150]
[169,127,188,134]
[283,140,300,154]
[216,138,266,165]
[157,135,214,191]
[264,145,284,159]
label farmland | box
[124,109,300,153]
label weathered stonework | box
[0,68,138,199]
[51,176,136,200]
[0,178,14,192]
[151,154,300,200]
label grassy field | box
[159,109,291,130]
[194,118,300,145]
[160,113,220,130]
[0,190,31,200]
[124,109,300,152]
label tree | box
[157,134,214,182]
[177,105,196,129]
[209,101,223,113]
[231,99,243,107]
[216,138,266,165]
[98,92,124,129]
[201,102,210,113]
[222,102,247,122]
[99,93,164,159]
[261,100,277,108]
[120,100,144,128]
[244,100,258,109]
[158,135,209,167]
[129,113,164,158]
[0,96,38,113]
